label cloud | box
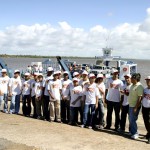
[0,8,150,59]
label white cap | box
[124,74,131,78]
[34,72,39,76]
[57,70,62,74]
[73,77,79,82]
[73,72,79,77]
[38,73,43,76]
[82,70,88,75]
[1,69,7,73]
[14,70,20,74]
[145,76,150,80]
[111,69,119,74]
[89,73,95,78]
[24,72,30,76]
[97,74,104,78]
[63,71,69,75]
[53,71,59,75]
[47,67,53,72]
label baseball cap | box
[111,69,119,74]
[24,72,30,76]
[47,67,53,72]
[14,70,20,74]
[73,72,79,77]
[124,74,131,78]
[1,69,7,73]
[89,73,95,78]
[82,70,88,75]
[97,74,104,79]
[34,72,39,76]
[145,76,150,80]
[73,77,79,82]
[63,71,69,75]
[53,71,59,75]
[57,70,62,74]
[38,73,43,76]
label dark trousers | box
[106,101,120,129]
[142,106,150,138]
[43,95,50,121]
[70,106,82,124]
[31,96,37,118]
[120,105,129,131]
[22,95,31,116]
[61,100,70,123]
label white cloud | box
[0,8,150,59]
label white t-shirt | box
[47,79,62,101]
[22,79,31,95]
[83,82,99,105]
[31,80,43,97]
[43,76,53,96]
[142,88,150,108]
[61,79,72,99]
[97,82,105,99]
[9,77,22,95]
[0,76,10,94]
[70,84,82,107]
[106,78,124,102]
[79,79,89,87]
[122,84,132,106]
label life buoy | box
[123,67,128,72]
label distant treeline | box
[0,54,94,59]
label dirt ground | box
[0,111,149,150]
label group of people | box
[0,67,150,144]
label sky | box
[0,0,150,59]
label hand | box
[120,90,124,94]
[95,103,98,109]
[72,101,76,105]
[9,93,13,97]
[133,107,137,113]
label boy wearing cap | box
[105,69,124,131]
[43,67,53,121]
[95,74,105,129]
[69,78,82,125]
[0,69,10,113]
[9,70,22,114]
[82,73,99,129]
[119,74,132,133]
[61,71,72,123]
[48,71,62,122]
[128,73,143,139]
[142,76,150,144]
[22,72,32,116]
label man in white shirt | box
[119,74,132,133]
[48,71,62,122]
[105,69,124,131]
[142,76,150,144]
[81,73,99,129]
[9,70,22,114]
[22,72,32,116]
[61,71,72,123]
[0,69,10,113]
[43,67,53,121]
[69,78,82,125]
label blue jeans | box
[0,94,9,112]
[129,107,141,135]
[10,94,21,114]
[83,104,96,126]
[95,99,105,125]
[0,96,3,110]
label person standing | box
[105,69,124,131]
[119,74,132,133]
[69,77,82,126]
[48,71,62,122]
[0,69,10,113]
[43,67,53,121]
[128,73,143,139]
[142,76,150,144]
[81,73,99,129]
[9,70,22,114]
[61,71,72,123]
[22,72,32,116]
[95,74,105,129]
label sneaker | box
[81,125,85,128]
[131,134,139,139]
[117,128,125,133]
[104,126,110,130]
[4,111,9,114]
[98,125,104,130]
[88,126,92,129]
